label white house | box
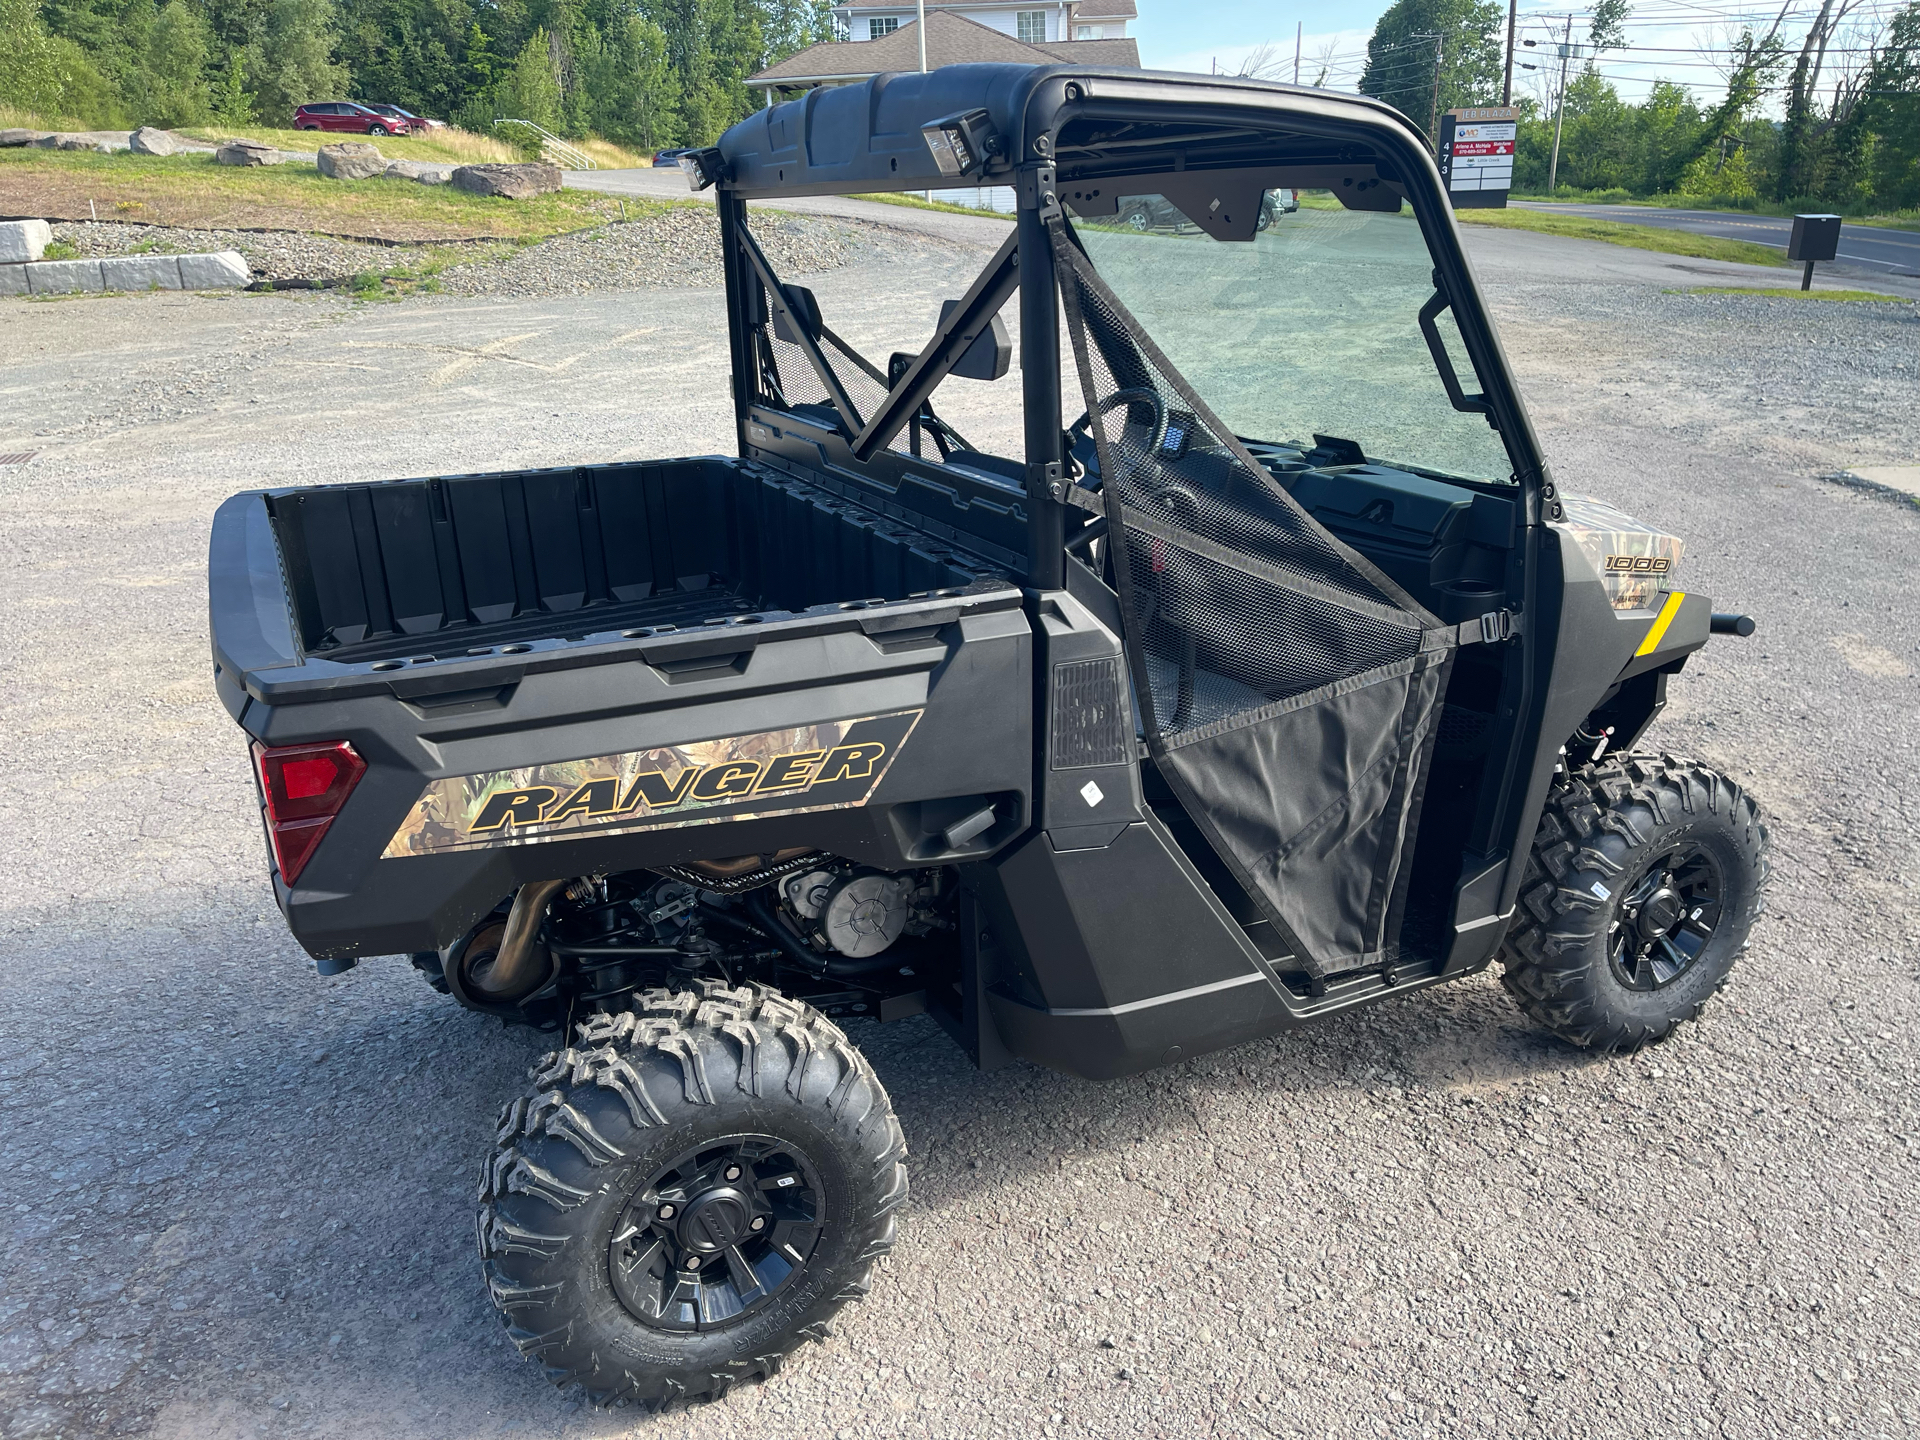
[833,0,1135,45]
[749,2,1140,99]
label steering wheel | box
[1069,388,1170,459]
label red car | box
[365,104,442,134]
[292,102,405,137]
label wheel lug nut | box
[750,1216,766,1231]
[684,1255,701,1269]
[724,1165,742,1181]
[657,1204,675,1219]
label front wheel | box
[1500,754,1769,1052]
[478,980,908,1408]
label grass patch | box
[1510,190,1920,233]
[1453,205,1788,266]
[0,146,659,242]
[570,137,654,169]
[848,191,1014,219]
[174,124,520,165]
[1668,285,1912,302]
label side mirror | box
[939,300,1010,382]
[772,284,823,344]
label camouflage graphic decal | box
[1554,493,1686,612]
[382,710,923,857]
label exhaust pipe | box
[470,877,570,998]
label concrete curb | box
[0,248,252,296]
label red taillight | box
[252,740,366,885]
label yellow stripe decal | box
[1636,591,1686,657]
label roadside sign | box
[1438,106,1518,210]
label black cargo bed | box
[318,584,759,665]
[264,456,1001,666]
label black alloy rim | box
[1607,841,1723,991]
[608,1135,824,1331]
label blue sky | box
[1131,2,1906,114]
[1139,1,1381,88]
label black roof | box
[716,64,1431,200]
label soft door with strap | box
[1052,224,1466,977]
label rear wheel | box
[478,980,907,1408]
[1500,754,1768,1052]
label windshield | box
[1072,189,1516,485]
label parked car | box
[1256,187,1299,230]
[1115,193,1197,233]
[1115,189,1299,235]
[292,102,404,137]
[364,104,443,134]
[653,147,690,168]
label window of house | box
[868,16,899,37]
[1074,23,1097,38]
[1016,10,1046,42]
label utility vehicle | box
[209,63,1768,1409]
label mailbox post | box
[1788,214,1841,291]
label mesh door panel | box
[1053,224,1456,976]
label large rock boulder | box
[0,129,39,148]
[0,219,53,265]
[35,132,113,152]
[317,141,387,180]
[451,162,563,199]
[383,158,450,184]
[215,139,282,167]
[129,126,179,156]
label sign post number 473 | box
[1438,107,1519,209]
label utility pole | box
[917,0,927,71]
[1547,13,1572,194]
[1428,33,1444,146]
[1502,0,1516,104]
[1294,21,1302,85]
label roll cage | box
[709,64,1566,960]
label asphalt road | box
[1515,202,1920,276]
[0,219,1916,1440]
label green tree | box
[0,0,120,121]
[337,0,471,116]
[462,19,492,88]
[1588,0,1630,52]
[496,25,561,127]
[246,0,349,120]
[143,0,213,125]
[1836,2,1920,210]
[1358,0,1504,141]
[212,46,255,124]
[572,12,673,145]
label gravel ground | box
[47,209,955,295]
[0,225,1915,1440]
